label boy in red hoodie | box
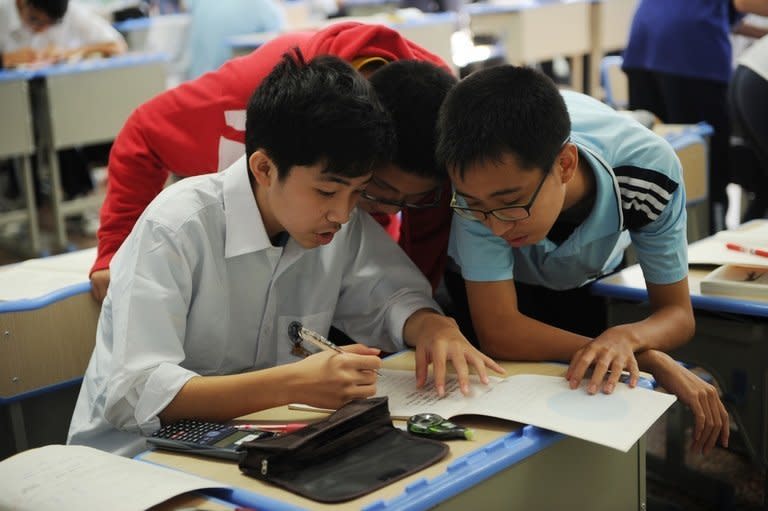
[91,22,455,301]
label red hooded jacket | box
[95,22,452,291]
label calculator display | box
[213,430,255,448]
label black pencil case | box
[238,397,449,503]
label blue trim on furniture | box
[0,282,91,314]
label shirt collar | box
[222,155,274,258]
[551,139,623,251]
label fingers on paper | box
[415,348,430,389]
[431,352,448,397]
[566,348,594,390]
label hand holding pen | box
[287,323,382,408]
[288,322,382,375]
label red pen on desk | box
[725,243,768,258]
[234,423,308,433]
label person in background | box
[183,0,285,80]
[730,0,768,221]
[0,0,126,220]
[362,59,457,284]
[622,0,738,233]
[437,65,729,455]
[90,22,455,302]
[0,0,126,68]
[67,51,501,456]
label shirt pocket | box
[275,310,335,364]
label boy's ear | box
[249,150,276,187]
[557,143,579,183]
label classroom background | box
[1,0,766,509]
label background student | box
[67,52,501,456]
[0,0,127,212]
[362,59,457,287]
[89,22,456,302]
[0,0,125,68]
[621,0,764,233]
[729,0,768,222]
[437,65,729,454]
[184,0,285,80]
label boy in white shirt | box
[67,50,502,456]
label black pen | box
[288,322,382,375]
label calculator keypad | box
[152,419,237,446]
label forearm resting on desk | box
[2,47,39,68]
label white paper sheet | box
[375,369,676,452]
[0,444,229,511]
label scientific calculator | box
[147,419,276,460]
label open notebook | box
[292,369,676,453]
[0,444,229,511]
[375,369,675,453]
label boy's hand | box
[640,350,729,455]
[90,268,110,303]
[3,47,39,67]
[292,346,382,409]
[566,324,640,394]
[404,310,505,397]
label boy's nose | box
[485,215,516,237]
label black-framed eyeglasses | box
[450,137,570,223]
[450,171,548,222]
[360,185,442,209]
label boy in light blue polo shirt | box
[437,65,729,455]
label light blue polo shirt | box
[448,90,688,290]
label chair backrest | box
[600,55,628,110]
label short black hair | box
[27,0,69,21]
[437,66,571,180]
[245,50,395,180]
[368,60,457,180]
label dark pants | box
[729,66,768,222]
[3,143,112,203]
[443,270,608,351]
[626,69,730,232]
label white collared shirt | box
[0,0,123,53]
[67,155,439,456]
